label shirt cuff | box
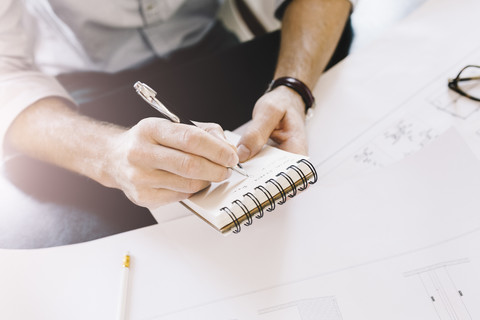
[0,72,74,160]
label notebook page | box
[182,131,306,230]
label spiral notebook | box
[181,132,317,234]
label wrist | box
[266,76,315,112]
[269,85,305,116]
[98,129,126,189]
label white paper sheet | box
[137,129,480,319]
[1,127,479,320]
[2,0,480,319]
[306,0,480,185]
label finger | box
[268,116,308,155]
[138,144,233,182]
[237,105,284,162]
[199,122,238,152]
[125,186,192,209]
[141,118,239,168]
[130,168,212,194]
[194,121,226,141]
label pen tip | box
[231,165,249,177]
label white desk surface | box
[2,0,480,319]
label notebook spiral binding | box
[220,159,318,234]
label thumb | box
[237,114,280,162]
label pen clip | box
[134,81,181,123]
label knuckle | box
[180,127,190,145]
[205,122,223,132]
[179,155,198,177]
[123,167,136,182]
[211,168,230,182]
[134,117,171,141]
[125,168,142,184]
[216,145,233,166]
[122,171,150,201]
[245,126,265,147]
[135,117,156,132]
[185,179,209,193]
[125,144,141,164]
[134,192,150,207]
[178,126,201,147]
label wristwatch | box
[266,76,315,112]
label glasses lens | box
[457,66,480,100]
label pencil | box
[117,252,130,320]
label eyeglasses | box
[448,65,480,102]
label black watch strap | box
[267,77,315,112]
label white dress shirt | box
[0,0,224,158]
[0,0,356,158]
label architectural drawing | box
[405,259,472,320]
[258,297,343,320]
[428,91,480,120]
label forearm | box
[237,0,352,160]
[6,97,239,209]
[275,0,352,88]
[6,97,124,187]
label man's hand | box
[236,0,351,161]
[104,118,239,209]
[6,97,238,210]
[237,85,308,162]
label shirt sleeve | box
[274,0,358,20]
[0,0,74,159]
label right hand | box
[103,118,238,210]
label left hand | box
[236,85,308,162]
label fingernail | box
[237,144,251,162]
[229,152,239,167]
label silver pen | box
[134,81,248,177]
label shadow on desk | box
[0,156,156,249]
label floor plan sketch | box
[258,297,343,320]
[312,46,480,184]
[428,92,480,120]
[353,145,383,168]
[404,259,473,320]
[356,116,441,166]
[321,114,446,182]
